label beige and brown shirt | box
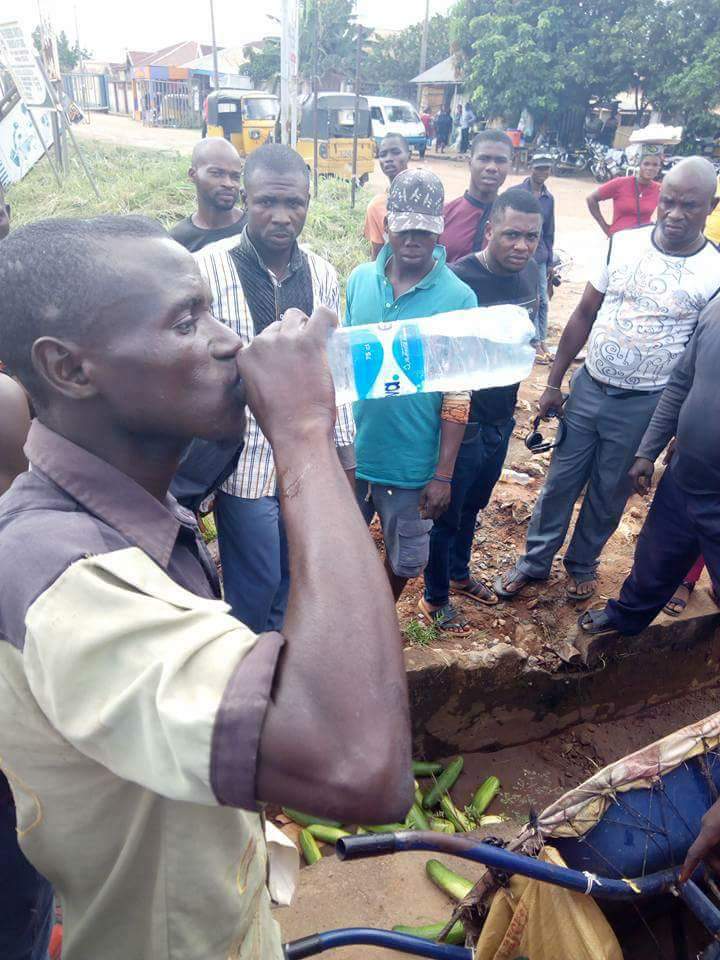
[0,422,285,960]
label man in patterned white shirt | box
[195,144,355,632]
[496,157,720,604]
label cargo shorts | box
[356,479,433,579]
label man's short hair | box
[470,129,514,156]
[243,142,310,190]
[380,133,410,153]
[490,187,542,224]
[0,215,167,401]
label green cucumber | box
[413,760,445,777]
[423,757,464,809]
[426,859,474,902]
[360,822,406,833]
[299,829,322,865]
[392,921,465,945]
[469,777,501,818]
[282,808,342,829]
[306,824,350,844]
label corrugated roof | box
[410,55,461,85]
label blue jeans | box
[424,419,514,606]
[517,366,661,581]
[215,492,290,633]
[0,787,53,960]
[533,267,549,345]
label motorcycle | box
[550,139,591,176]
[590,143,628,182]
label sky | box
[8,0,454,63]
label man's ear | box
[383,214,388,232]
[710,196,719,215]
[240,188,247,208]
[31,338,98,401]
[484,219,493,244]
[188,166,197,184]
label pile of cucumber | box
[282,756,503,867]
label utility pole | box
[209,0,220,89]
[350,27,361,209]
[418,0,430,107]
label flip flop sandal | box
[493,569,539,600]
[450,577,498,606]
[577,608,618,638]
[566,578,598,602]
[663,581,694,617]
[417,599,472,635]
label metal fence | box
[135,78,201,129]
[62,72,109,112]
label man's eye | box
[176,318,198,335]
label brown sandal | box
[566,577,598,602]
[450,576,498,606]
[417,598,472,635]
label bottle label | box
[348,323,426,400]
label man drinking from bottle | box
[346,168,477,602]
[421,188,542,632]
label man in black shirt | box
[170,138,246,252]
[421,189,541,632]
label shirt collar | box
[24,421,195,570]
[375,243,447,289]
[463,190,492,210]
[521,176,549,197]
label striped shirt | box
[195,236,355,499]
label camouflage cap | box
[386,168,445,234]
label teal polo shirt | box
[345,244,477,489]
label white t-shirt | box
[586,225,720,390]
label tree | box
[364,15,451,101]
[32,27,92,73]
[242,37,281,91]
[451,0,633,125]
[299,0,363,87]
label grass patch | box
[404,618,438,646]
[7,142,372,292]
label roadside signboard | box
[0,99,54,188]
[0,19,52,108]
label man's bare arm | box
[240,308,413,825]
[537,283,605,418]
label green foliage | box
[365,14,451,101]
[451,0,630,123]
[242,37,281,91]
[300,0,363,85]
[6,143,371,297]
[32,26,92,73]
[404,619,438,646]
[450,0,720,134]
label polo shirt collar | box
[375,243,447,289]
[463,190,492,210]
[24,421,192,570]
[521,176,548,197]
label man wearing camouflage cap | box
[345,169,477,602]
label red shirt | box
[440,192,491,264]
[596,175,661,235]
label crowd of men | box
[3,128,720,958]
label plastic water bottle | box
[327,305,536,404]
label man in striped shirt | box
[195,144,355,632]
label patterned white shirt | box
[586,225,720,391]
[195,236,355,499]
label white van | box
[366,96,428,157]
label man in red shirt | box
[586,153,662,236]
[440,129,513,263]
